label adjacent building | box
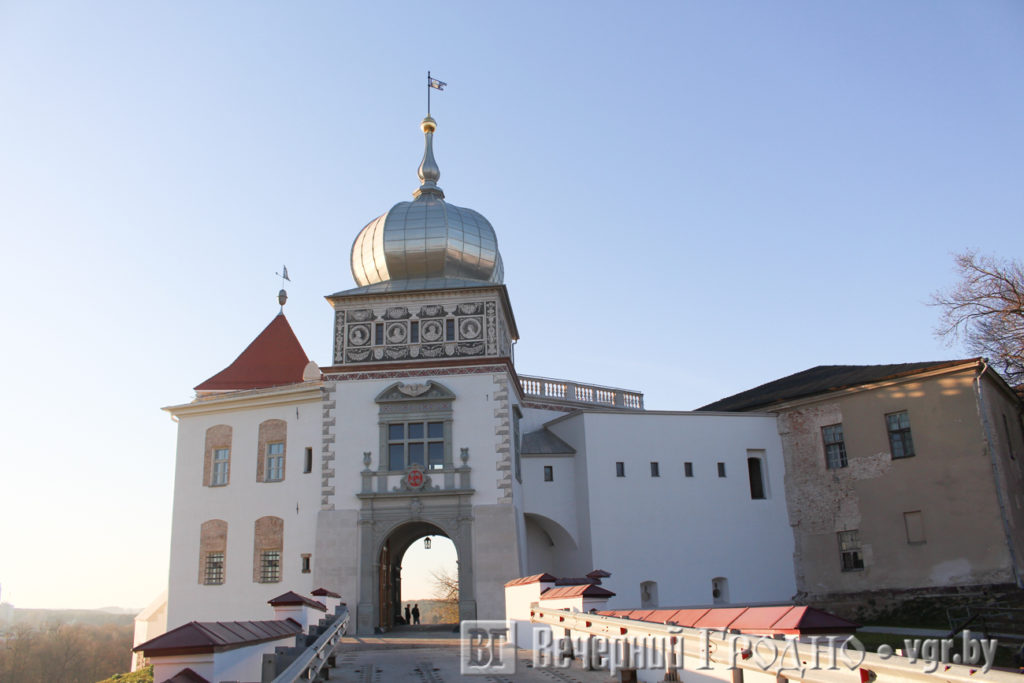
[699,359,1024,609]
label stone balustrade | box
[519,375,644,410]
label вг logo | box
[460,620,515,675]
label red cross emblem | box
[406,467,424,488]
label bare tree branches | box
[932,250,1024,385]
[430,569,459,623]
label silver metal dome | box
[350,117,504,288]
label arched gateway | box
[374,520,465,630]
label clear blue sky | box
[1,1,1021,609]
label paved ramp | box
[327,632,618,682]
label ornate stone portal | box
[354,381,477,633]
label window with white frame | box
[822,424,847,469]
[266,443,285,481]
[212,448,230,486]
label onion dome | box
[350,116,504,288]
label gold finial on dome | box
[414,115,444,199]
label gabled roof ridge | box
[697,358,980,412]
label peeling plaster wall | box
[781,370,1017,599]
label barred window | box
[886,411,915,459]
[822,424,847,469]
[838,530,865,571]
[387,421,445,471]
[204,552,224,585]
[260,550,281,583]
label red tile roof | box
[504,573,557,587]
[596,605,858,635]
[133,619,301,656]
[540,584,616,600]
[195,314,312,391]
[163,668,211,683]
[311,587,341,598]
[268,591,326,611]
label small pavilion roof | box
[195,313,311,391]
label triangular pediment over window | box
[375,381,456,404]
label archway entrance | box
[377,521,458,630]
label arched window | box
[199,519,227,585]
[203,425,232,487]
[258,419,287,482]
[253,516,284,583]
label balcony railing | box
[519,374,644,410]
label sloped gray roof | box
[522,429,576,455]
[698,360,978,412]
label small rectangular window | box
[838,530,864,571]
[615,461,625,477]
[650,461,660,477]
[747,456,766,500]
[684,462,693,478]
[260,550,281,583]
[204,552,224,585]
[543,465,553,482]
[1003,414,1016,460]
[375,322,384,346]
[303,447,313,474]
[822,424,848,469]
[410,321,419,343]
[717,462,726,478]
[301,554,311,574]
[446,319,455,341]
[266,443,284,481]
[212,448,230,486]
[886,411,915,459]
[904,510,926,544]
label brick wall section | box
[257,419,287,482]
[252,515,284,582]
[198,519,227,583]
[321,383,337,510]
[203,425,232,487]
[493,374,513,503]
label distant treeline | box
[0,619,134,682]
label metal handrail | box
[272,605,349,683]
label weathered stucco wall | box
[780,368,1018,600]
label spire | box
[414,116,444,199]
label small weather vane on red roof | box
[275,265,290,310]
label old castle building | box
[150,113,1024,645]
[159,115,797,635]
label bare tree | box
[431,568,459,623]
[932,250,1024,384]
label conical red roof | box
[195,314,311,391]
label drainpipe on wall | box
[974,359,1023,588]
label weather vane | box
[427,71,446,117]
[275,265,290,310]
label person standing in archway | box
[404,604,411,624]
[412,604,420,625]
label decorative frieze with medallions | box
[332,297,510,365]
